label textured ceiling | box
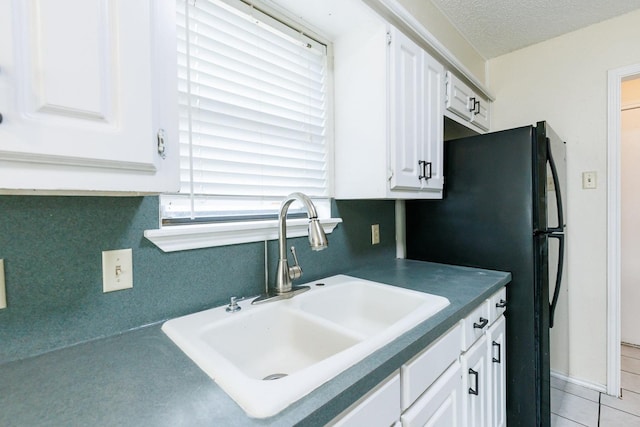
[430,0,640,59]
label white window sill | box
[144,217,343,252]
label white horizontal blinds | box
[174,0,328,219]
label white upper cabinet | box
[334,20,444,199]
[445,71,490,132]
[389,28,444,193]
[0,0,179,194]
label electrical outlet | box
[582,171,597,189]
[371,224,380,245]
[0,259,6,309]
[102,249,133,293]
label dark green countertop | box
[0,259,510,426]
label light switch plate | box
[102,249,133,293]
[0,259,6,309]
[582,171,597,189]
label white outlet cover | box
[371,224,380,245]
[102,249,133,293]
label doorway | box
[607,64,640,397]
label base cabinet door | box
[329,372,401,427]
[401,361,463,427]
[461,335,490,427]
[488,316,507,427]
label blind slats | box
[168,0,329,219]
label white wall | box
[621,78,640,346]
[488,9,640,387]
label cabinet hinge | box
[157,129,167,159]
[386,32,392,46]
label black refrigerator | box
[406,121,566,427]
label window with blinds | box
[162,0,330,223]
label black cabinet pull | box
[425,161,432,179]
[418,160,426,180]
[468,97,476,112]
[474,99,480,115]
[0,113,3,124]
[493,341,501,363]
[468,368,479,395]
[473,317,488,329]
[495,299,507,308]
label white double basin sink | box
[162,275,450,418]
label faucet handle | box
[288,246,303,280]
[226,296,244,313]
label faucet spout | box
[253,192,328,304]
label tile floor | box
[551,344,640,426]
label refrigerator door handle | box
[548,233,565,328]
[546,137,565,233]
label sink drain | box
[263,373,288,381]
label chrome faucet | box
[253,192,328,304]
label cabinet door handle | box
[468,368,479,395]
[493,340,501,363]
[496,299,507,308]
[474,99,481,115]
[418,160,427,180]
[157,129,167,159]
[0,113,3,124]
[468,96,476,112]
[473,317,488,329]
[425,161,432,179]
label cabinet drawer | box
[461,302,490,351]
[329,371,400,427]
[401,324,462,410]
[488,287,507,325]
[401,361,463,427]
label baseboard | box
[551,370,607,394]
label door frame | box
[607,63,640,397]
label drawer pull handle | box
[492,340,501,363]
[473,317,488,329]
[468,368,479,395]
[496,299,507,308]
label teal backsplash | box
[0,196,396,363]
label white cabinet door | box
[389,27,444,193]
[389,28,423,191]
[401,361,464,427]
[488,316,507,427]
[445,71,474,122]
[0,0,178,194]
[470,97,490,131]
[461,335,490,427]
[421,53,444,191]
[329,372,401,427]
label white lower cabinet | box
[329,288,506,427]
[328,371,401,427]
[461,335,489,427]
[488,316,507,427]
[401,361,464,427]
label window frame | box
[146,0,339,252]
